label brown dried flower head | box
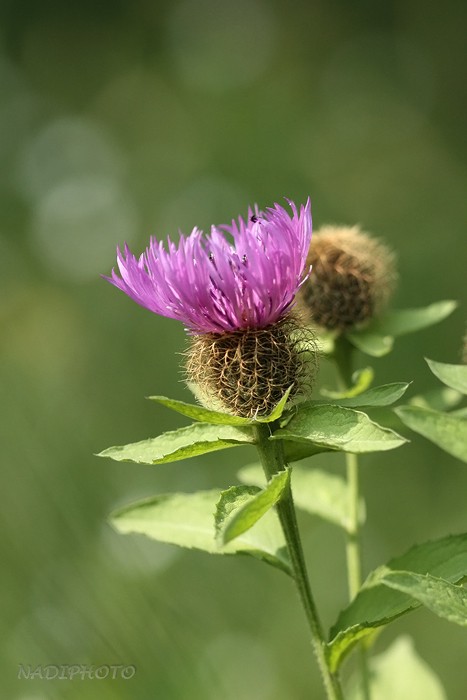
[185,314,317,418]
[298,225,397,332]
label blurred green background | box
[1,0,466,698]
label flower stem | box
[333,338,371,700]
[253,424,344,700]
[345,451,362,598]
[345,450,371,699]
[333,335,354,389]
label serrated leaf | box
[238,464,365,530]
[328,534,467,671]
[371,300,458,337]
[382,571,467,627]
[347,636,447,700]
[347,329,394,357]
[98,423,254,465]
[426,358,467,395]
[321,367,374,399]
[395,406,467,463]
[147,395,252,425]
[215,485,261,541]
[274,405,407,455]
[216,470,290,544]
[110,489,290,574]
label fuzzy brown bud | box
[298,225,397,332]
[185,314,316,418]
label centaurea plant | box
[99,198,467,699]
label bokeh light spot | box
[31,175,138,282]
[17,117,125,201]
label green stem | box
[333,336,354,389]
[254,424,344,700]
[346,451,371,699]
[334,338,371,700]
[345,452,362,599]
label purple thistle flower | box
[104,198,312,334]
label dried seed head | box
[298,225,397,332]
[185,314,317,418]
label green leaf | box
[147,387,293,426]
[236,463,270,488]
[346,301,457,357]
[238,463,365,530]
[110,489,290,575]
[274,405,407,456]
[97,423,254,465]
[382,571,467,627]
[348,636,447,700]
[321,367,374,399]
[409,386,463,412]
[426,358,467,395]
[215,470,290,544]
[372,300,458,337]
[347,329,394,357]
[255,386,294,423]
[395,406,467,463]
[282,440,330,462]
[215,485,261,541]
[328,534,467,671]
[290,469,366,530]
[147,395,252,425]
[306,383,410,409]
[315,329,337,355]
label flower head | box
[105,199,312,334]
[186,316,317,417]
[298,225,396,332]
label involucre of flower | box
[105,199,312,334]
[105,198,317,417]
[298,225,397,332]
[186,315,317,418]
